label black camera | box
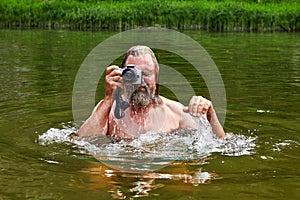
[120,64,142,85]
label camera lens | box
[122,68,137,83]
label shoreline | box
[0,0,299,32]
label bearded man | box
[77,46,225,138]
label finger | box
[195,97,207,117]
[197,103,204,117]
[108,70,122,78]
[200,99,211,115]
[106,65,119,71]
[183,96,196,113]
[192,96,202,116]
[183,106,189,113]
[110,81,123,89]
[187,96,196,115]
[203,101,211,114]
[187,96,202,117]
[106,65,121,76]
[106,79,123,92]
[107,75,121,83]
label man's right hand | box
[105,65,123,98]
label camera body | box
[120,64,142,85]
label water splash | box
[38,117,257,172]
[272,139,300,152]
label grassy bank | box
[0,0,299,31]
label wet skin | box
[77,53,225,138]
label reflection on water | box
[82,162,215,199]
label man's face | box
[124,54,157,110]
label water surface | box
[0,29,299,199]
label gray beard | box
[130,85,154,110]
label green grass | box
[0,0,299,31]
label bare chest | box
[108,106,179,138]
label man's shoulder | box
[160,96,184,113]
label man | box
[77,45,225,138]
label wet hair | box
[121,45,159,83]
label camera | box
[120,64,142,85]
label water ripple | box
[38,117,256,172]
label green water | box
[0,29,299,199]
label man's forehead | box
[125,54,155,70]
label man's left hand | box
[183,96,212,117]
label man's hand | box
[183,96,225,138]
[183,96,212,118]
[105,65,123,98]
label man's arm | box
[77,96,113,136]
[77,65,122,137]
[206,105,226,138]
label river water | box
[0,29,299,199]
